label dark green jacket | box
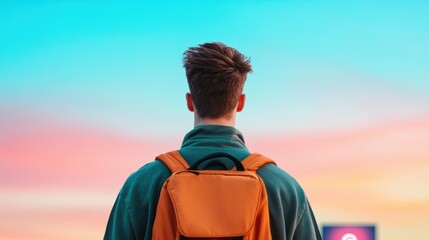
[104,125,321,240]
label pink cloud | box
[0,108,178,190]
[2,107,428,189]
[246,115,429,174]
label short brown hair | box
[183,42,252,119]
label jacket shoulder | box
[119,160,171,201]
[257,163,308,207]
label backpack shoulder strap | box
[241,153,276,172]
[156,150,190,173]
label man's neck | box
[194,114,236,128]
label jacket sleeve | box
[104,194,136,240]
[293,198,322,240]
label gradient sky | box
[1,1,428,240]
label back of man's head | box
[183,42,252,119]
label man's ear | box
[186,93,194,112]
[237,94,246,112]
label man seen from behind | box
[104,42,322,240]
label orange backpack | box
[152,151,276,240]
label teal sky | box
[1,1,428,137]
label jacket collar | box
[181,124,247,149]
